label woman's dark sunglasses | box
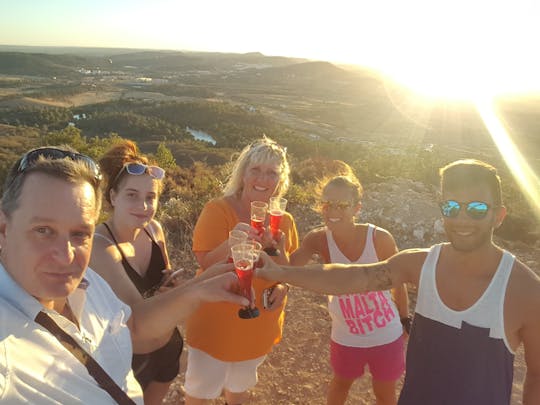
[112,162,165,186]
[439,200,491,220]
[14,147,102,185]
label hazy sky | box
[2,0,540,98]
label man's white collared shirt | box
[0,263,143,404]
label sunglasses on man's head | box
[112,162,165,185]
[320,200,353,210]
[439,200,491,220]
[13,147,102,185]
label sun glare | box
[358,1,540,102]
[360,1,540,216]
[475,97,540,221]
[383,65,492,102]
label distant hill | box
[107,50,304,72]
[257,61,356,81]
[0,45,150,56]
[102,51,191,70]
[0,48,305,76]
[226,60,385,102]
[0,52,90,76]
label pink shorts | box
[330,335,405,381]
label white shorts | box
[184,346,266,399]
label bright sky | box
[2,0,540,99]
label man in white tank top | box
[258,159,540,405]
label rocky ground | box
[163,178,539,404]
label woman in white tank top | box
[291,174,409,405]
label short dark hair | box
[440,159,502,206]
[1,146,102,219]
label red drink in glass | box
[231,242,259,319]
[250,201,268,237]
[235,259,254,301]
[251,217,265,236]
[269,209,283,238]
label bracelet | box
[400,315,412,334]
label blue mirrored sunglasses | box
[13,147,102,185]
[439,200,491,220]
[112,162,165,186]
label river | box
[185,127,217,145]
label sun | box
[380,60,494,102]
[355,1,540,102]
[343,0,540,221]
[476,97,540,222]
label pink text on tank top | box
[338,291,396,335]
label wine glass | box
[250,201,268,237]
[228,229,248,263]
[246,240,263,268]
[265,196,287,256]
[269,197,287,239]
[231,242,260,319]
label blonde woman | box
[184,136,298,405]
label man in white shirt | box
[0,147,248,404]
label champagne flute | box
[246,240,263,268]
[250,201,268,237]
[269,197,287,239]
[231,242,259,319]
[265,196,287,256]
[228,229,248,263]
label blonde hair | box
[223,136,290,198]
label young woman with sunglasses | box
[90,140,183,405]
[290,174,409,405]
[184,136,298,405]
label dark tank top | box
[102,223,164,295]
[102,223,183,388]
[398,245,515,405]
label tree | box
[42,126,86,150]
[155,142,176,171]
